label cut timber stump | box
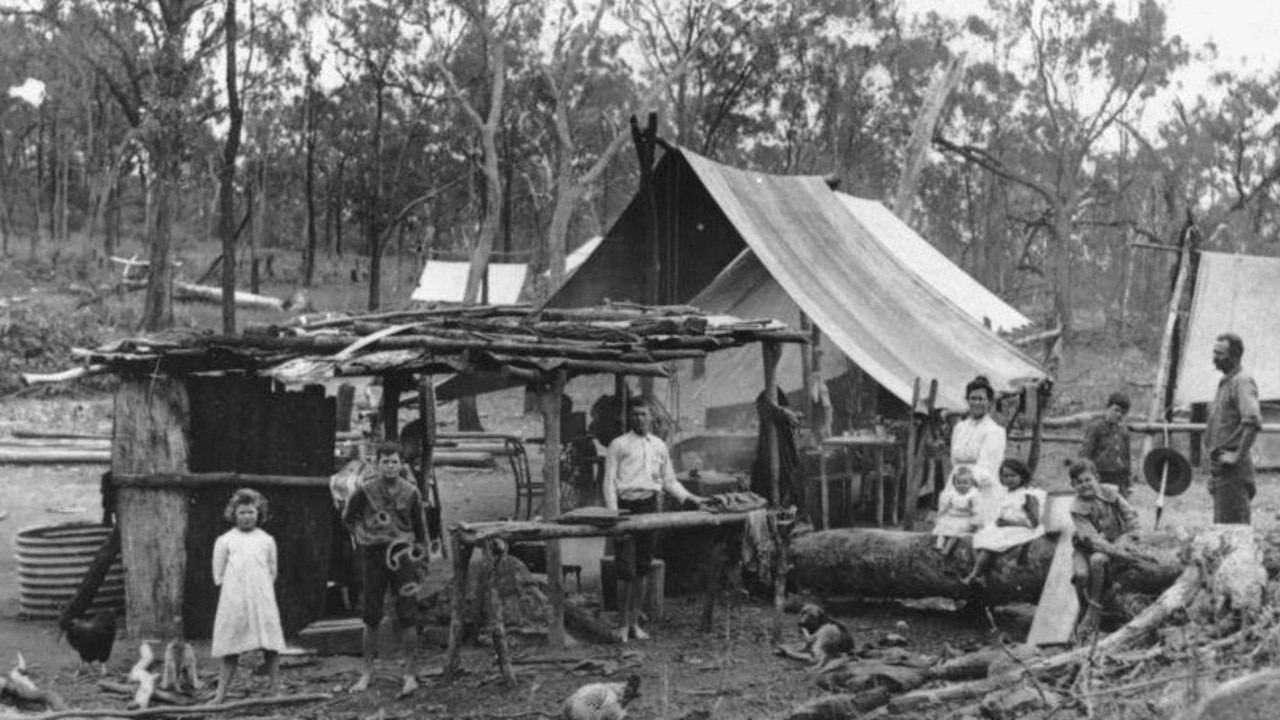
[790,528,1183,603]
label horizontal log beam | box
[112,473,330,489]
[1127,422,1280,434]
[454,510,753,545]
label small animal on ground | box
[784,603,855,672]
[160,639,203,692]
[59,609,117,677]
[561,674,641,720]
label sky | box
[903,0,1280,72]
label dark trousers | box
[616,494,659,580]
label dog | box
[776,603,855,673]
[159,639,203,692]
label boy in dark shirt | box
[342,441,427,698]
[1069,459,1140,637]
[1080,392,1133,496]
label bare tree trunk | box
[302,71,318,288]
[367,79,386,311]
[219,0,244,334]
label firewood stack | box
[783,525,1280,720]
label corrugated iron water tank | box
[16,523,124,620]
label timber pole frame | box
[538,368,568,650]
[1142,220,1199,462]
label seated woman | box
[962,458,1046,586]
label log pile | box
[58,303,806,384]
[783,525,1280,719]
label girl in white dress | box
[933,467,980,557]
[948,376,1008,525]
[962,458,1046,586]
[212,489,286,703]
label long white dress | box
[211,527,286,658]
[949,415,1008,524]
[971,486,1047,553]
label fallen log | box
[173,281,285,311]
[789,528,1185,603]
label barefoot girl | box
[962,458,1046,586]
[212,488,286,703]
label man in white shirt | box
[603,398,707,642]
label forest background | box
[1,0,1279,357]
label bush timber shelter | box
[71,303,804,640]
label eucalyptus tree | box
[530,0,719,294]
[326,0,425,310]
[48,0,223,331]
[933,0,1188,340]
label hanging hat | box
[1143,447,1192,497]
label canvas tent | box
[412,260,528,305]
[1171,250,1280,466]
[546,146,1046,414]
[836,195,1031,333]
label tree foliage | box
[0,0,1278,345]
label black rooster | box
[57,524,121,677]
[59,609,117,676]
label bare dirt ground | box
[4,387,1277,720]
[2,256,1274,719]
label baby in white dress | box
[933,467,980,558]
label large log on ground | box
[789,528,1188,603]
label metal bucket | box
[16,523,124,620]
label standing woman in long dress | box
[948,376,1008,525]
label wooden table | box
[817,435,906,529]
[444,510,786,682]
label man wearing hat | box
[1206,333,1261,524]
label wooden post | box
[538,369,567,647]
[1142,227,1195,462]
[482,540,515,684]
[800,314,814,432]
[114,376,191,640]
[818,447,830,530]
[418,375,445,558]
[381,372,405,441]
[1027,382,1047,474]
[771,515,789,643]
[445,530,474,679]
[416,376,436,498]
[901,378,922,530]
[762,341,783,506]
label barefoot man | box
[341,441,426,698]
[603,398,707,642]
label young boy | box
[1068,458,1140,637]
[341,441,427,698]
[1080,392,1134,496]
